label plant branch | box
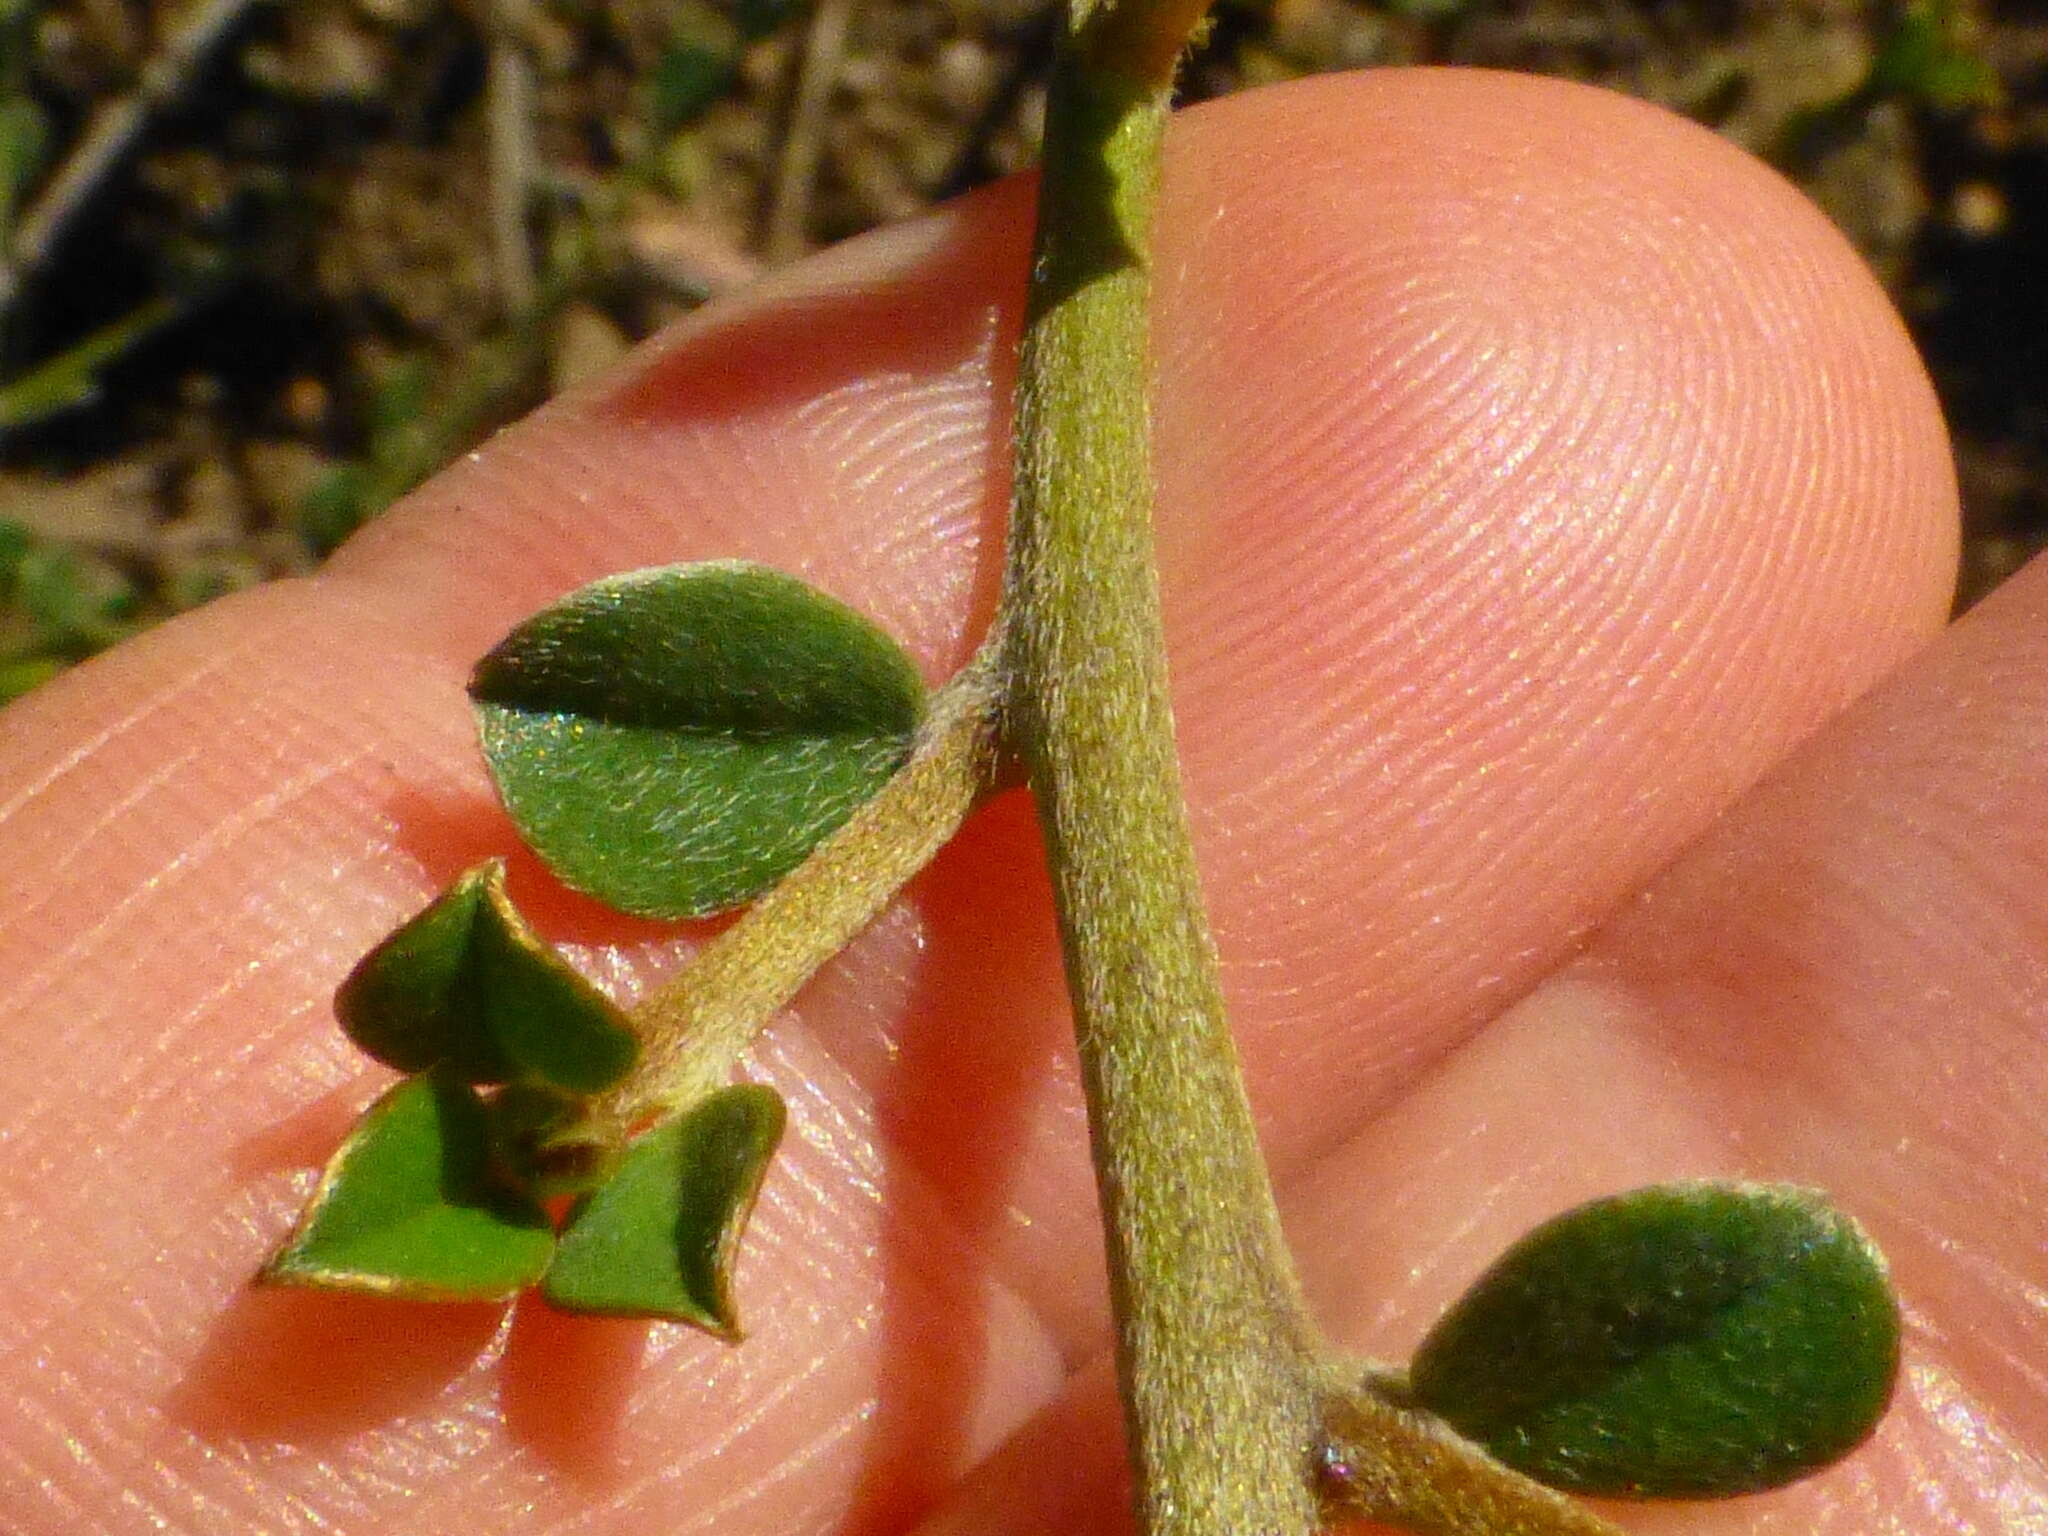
[604,648,1007,1127]
[998,11,1325,1534]
[997,7,1649,1536]
[1317,1373,1632,1536]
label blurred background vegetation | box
[0,0,2037,699]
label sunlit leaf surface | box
[336,859,638,1093]
[262,1073,556,1300]
[542,1083,786,1334]
[1408,1181,1900,1497]
[471,562,925,918]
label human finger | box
[0,68,1955,1533]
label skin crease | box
[1,63,2027,1535]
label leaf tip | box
[335,860,639,1094]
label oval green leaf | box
[469,562,926,919]
[261,1073,555,1301]
[1408,1181,1900,1498]
[336,859,639,1093]
[540,1083,786,1336]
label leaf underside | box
[262,1073,556,1301]
[1408,1181,1900,1498]
[335,859,638,1094]
[542,1083,787,1334]
[470,561,926,919]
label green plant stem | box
[602,650,1006,1128]
[0,294,180,431]
[998,9,1636,1536]
[999,21,1326,1536]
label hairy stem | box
[1000,17,1325,1535]
[1317,1373,1631,1536]
[998,8,1646,1536]
[605,649,1006,1126]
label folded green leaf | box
[1408,1181,1899,1498]
[337,859,638,1094]
[541,1083,786,1335]
[470,562,926,919]
[261,1073,555,1301]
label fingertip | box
[1133,71,1958,1128]
[1158,68,1957,680]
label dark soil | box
[0,0,2040,692]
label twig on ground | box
[763,0,855,265]
[485,3,540,315]
[0,0,269,330]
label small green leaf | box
[0,655,63,700]
[262,1073,555,1300]
[15,540,136,647]
[337,859,638,1093]
[541,1084,785,1335]
[470,562,926,919]
[298,463,376,554]
[0,516,31,576]
[1408,1181,1899,1498]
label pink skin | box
[0,66,2021,1535]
